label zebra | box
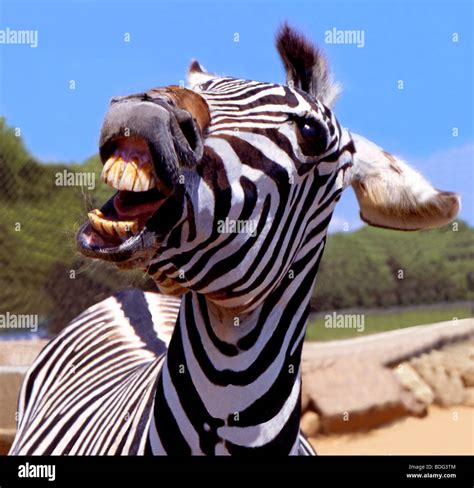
[10,24,459,456]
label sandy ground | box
[311,406,474,455]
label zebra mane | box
[276,23,341,107]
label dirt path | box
[311,406,474,455]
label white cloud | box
[328,215,364,234]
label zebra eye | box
[295,118,328,157]
[300,122,319,138]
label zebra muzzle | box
[98,96,203,195]
[77,92,199,262]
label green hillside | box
[0,118,472,336]
[313,221,474,312]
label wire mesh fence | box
[0,119,155,337]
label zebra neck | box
[151,268,317,454]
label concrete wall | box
[0,340,47,454]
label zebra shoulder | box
[21,288,180,399]
[10,290,181,454]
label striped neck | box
[149,238,326,455]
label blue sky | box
[1,0,472,230]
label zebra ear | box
[276,23,340,107]
[187,60,217,90]
[347,133,460,230]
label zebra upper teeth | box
[101,155,157,192]
[87,208,139,239]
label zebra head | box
[77,24,459,312]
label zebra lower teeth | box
[87,209,139,239]
[101,155,157,192]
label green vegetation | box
[306,305,472,341]
[0,118,472,336]
[313,221,474,311]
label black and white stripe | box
[145,79,348,454]
[10,291,179,454]
[12,77,354,456]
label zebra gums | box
[10,25,459,456]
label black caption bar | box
[0,456,473,484]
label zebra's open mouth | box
[100,136,159,192]
[86,189,166,245]
[76,136,170,261]
[87,136,166,243]
[77,91,203,263]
